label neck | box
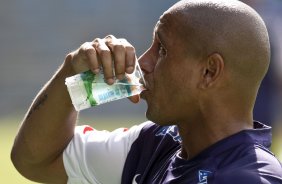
[177,114,253,160]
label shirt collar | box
[176,121,272,163]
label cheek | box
[159,62,196,103]
[153,62,178,102]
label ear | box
[199,53,224,89]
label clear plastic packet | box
[65,62,145,111]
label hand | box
[66,35,140,103]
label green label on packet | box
[80,70,135,107]
[80,70,98,106]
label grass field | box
[1,115,281,184]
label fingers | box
[105,35,125,80]
[81,42,100,74]
[97,35,136,84]
[105,35,136,76]
[69,35,136,85]
[94,38,114,84]
[119,38,136,74]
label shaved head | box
[163,0,270,110]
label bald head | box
[165,0,270,90]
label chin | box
[145,110,175,126]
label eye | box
[158,44,167,57]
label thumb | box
[128,95,140,103]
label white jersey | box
[63,121,282,184]
[63,121,152,184]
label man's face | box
[139,12,202,125]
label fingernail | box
[126,66,134,74]
[107,78,114,85]
[93,68,100,74]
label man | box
[11,0,282,183]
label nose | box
[138,48,157,74]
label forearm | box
[11,36,138,183]
[11,57,77,180]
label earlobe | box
[200,53,224,89]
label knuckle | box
[93,38,101,43]
[77,47,84,55]
[81,42,90,49]
[65,53,73,62]
[79,42,89,53]
[93,38,102,47]
[105,34,115,39]
[113,44,125,52]
[85,47,95,57]
[104,35,115,46]
[125,45,135,53]
[99,49,111,58]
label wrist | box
[61,54,77,78]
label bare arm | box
[11,57,77,183]
[11,35,138,183]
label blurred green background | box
[1,0,281,183]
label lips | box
[140,82,150,100]
[140,89,148,99]
[139,75,151,100]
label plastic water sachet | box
[65,63,145,111]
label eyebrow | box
[153,21,160,40]
[153,21,165,46]
[157,31,164,45]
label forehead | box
[154,12,177,39]
[154,11,189,47]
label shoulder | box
[214,144,282,184]
[135,122,182,145]
[214,164,282,184]
[121,122,181,183]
